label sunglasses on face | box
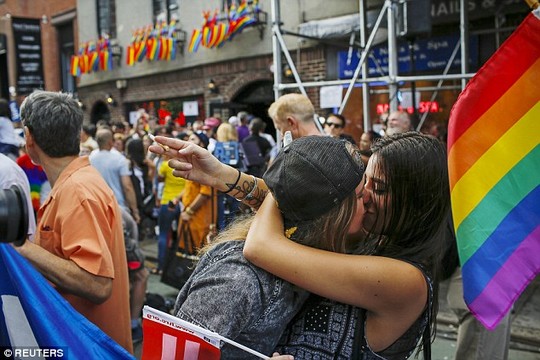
[325,122,343,129]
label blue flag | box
[0,244,134,359]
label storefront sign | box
[12,17,44,95]
[431,0,524,24]
[338,34,478,79]
[376,101,440,115]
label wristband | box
[224,168,242,194]
[185,207,195,216]
[237,176,258,202]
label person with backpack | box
[241,118,272,178]
[213,123,244,230]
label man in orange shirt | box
[15,90,132,353]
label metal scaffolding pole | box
[270,0,476,132]
[339,0,390,114]
[274,28,308,97]
[460,0,470,90]
[386,0,399,112]
[359,0,371,130]
[416,39,462,131]
[271,0,282,100]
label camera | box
[0,184,29,246]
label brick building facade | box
[0,0,77,100]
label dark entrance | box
[90,101,111,124]
[231,80,275,139]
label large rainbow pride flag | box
[447,8,540,330]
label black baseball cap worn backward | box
[263,136,364,222]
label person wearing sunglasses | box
[324,113,356,145]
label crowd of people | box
[0,89,507,360]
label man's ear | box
[23,126,34,147]
[286,116,297,131]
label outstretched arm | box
[149,136,268,209]
[244,194,427,321]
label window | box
[57,23,76,94]
[97,0,117,38]
[153,0,179,23]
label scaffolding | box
[270,0,478,132]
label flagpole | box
[525,0,539,9]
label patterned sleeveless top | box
[275,265,433,359]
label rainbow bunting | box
[135,41,146,62]
[126,45,135,66]
[91,52,99,72]
[215,22,228,47]
[208,24,220,48]
[189,29,202,53]
[188,1,260,53]
[237,0,248,17]
[99,51,109,71]
[202,26,210,47]
[70,55,80,77]
[170,38,177,60]
[158,37,169,60]
[447,8,540,330]
[147,38,158,61]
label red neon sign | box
[376,101,440,115]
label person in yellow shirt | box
[155,154,186,274]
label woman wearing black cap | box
[147,132,449,359]
[172,136,365,359]
[244,132,450,359]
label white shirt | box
[0,153,36,240]
[0,117,21,146]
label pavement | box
[135,236,540,359]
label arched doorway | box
[90,101,111,124]
[231,80,275,138]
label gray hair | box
[21,90,83,157]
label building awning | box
[297,12,387,45]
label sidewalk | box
[138,238,540,358]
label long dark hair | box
[360,132,450,345]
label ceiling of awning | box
[297,11,388,46]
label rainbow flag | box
[70,55,80,77]
[188,29,202,53]
[447,8,540,330]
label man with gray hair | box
[385,110,412,136]
[16,90,132,352]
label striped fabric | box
[447,9,540,330]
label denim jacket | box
[173,240,309,359]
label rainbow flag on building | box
[447,8,540,330]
